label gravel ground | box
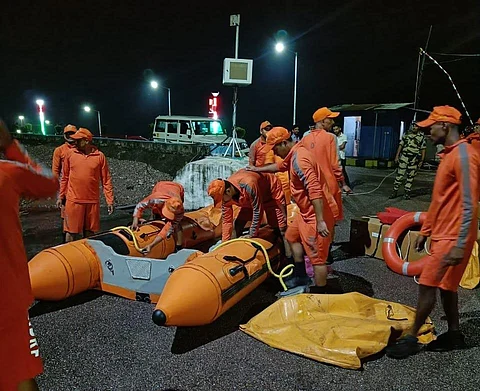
[23,166,480,391]
[19,144,172,209]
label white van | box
[152,115,248,156]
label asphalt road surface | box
[22,167,480,391]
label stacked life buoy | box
[382,211,428,276]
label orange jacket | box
[420,140,479,248]
[133,182,185,240]
[466,133,480,156]
[301,129,343,219]
[59,146,114,205]
[1,141,59,322]
[52,142,74,178]
[222,169,286,241]
[277,144,339,222]
[249,137,275,166]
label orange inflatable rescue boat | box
[152,228,285,327]
[29,205,241,303]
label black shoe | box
[425,331,467,352]
[404,193,411,200]
[389,191,398,199]
[325,255,334,266]
[386,335,422,359]
[284,275,313,289]
[326,265,339,279]
[308,285,328,294]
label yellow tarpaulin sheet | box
[240,292,435,369]
[460,241,480,289]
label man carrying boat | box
[131,181,185,254]
[0,119,59,391]
[247,127,339,293]
[207,169,288,244]
[387,106,479,358]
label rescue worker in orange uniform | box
[53,124,77,242]
[52,124,77,178]
[59,128,114,242]
[248,127,340,292]
[0,119,59,391]
[207,169,288,247]
[249,120,292,204]
[249,120,273,167]
[387,106,479,359]
[304,107,352,269]
[131,181,185,254]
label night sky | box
[1,0,479,144]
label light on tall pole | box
[36,99,46,135]
[83,105,102,137]
[275,42,298,125]
[18,115,25,126]
[150,80,172,116]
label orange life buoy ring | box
[382,211,428,276]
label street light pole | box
[83,105,102,137]
[167,88,172,116]
[275,43,299,126]
[97,110,102,137]
[150,81,172,116]
[293,51,298,125]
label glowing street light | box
[45,120,50,125]
[150,80,172,116]
[35,99,46,135]
[83,105,102,137]
[275,42,298,124]
[18,115,25,126]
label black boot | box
[425,331,467,352]
[389,190,398,199]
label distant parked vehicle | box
[152,115,248,156]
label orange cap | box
[70,128,93,141]
[207,179,225,207]
[162,197,184,221]
[417,106,462,127]
[312,107,340,123]
[64,124,77,134]
[263,127,291,153]
[260,121,272,131]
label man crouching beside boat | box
[207,169,290,255]
[131,181,185,254]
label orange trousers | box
[285,208,335,265]
[419,238,475,292]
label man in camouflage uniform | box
[390,122,427,200]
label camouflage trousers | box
[393,154,420,193]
